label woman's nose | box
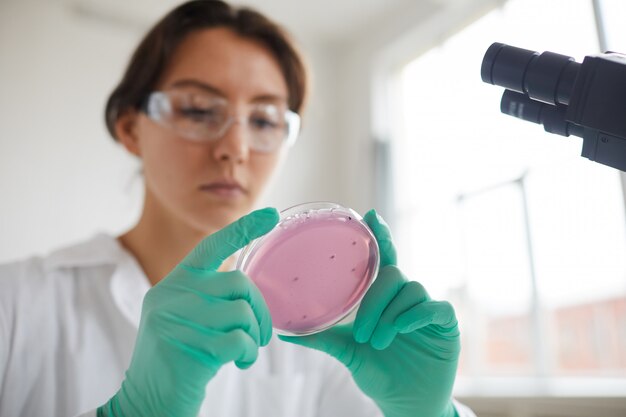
[211,120,250,163]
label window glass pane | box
[461,185,534,375]
[600,0,626,52]
[393,0,626,385]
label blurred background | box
[1,0,625,415]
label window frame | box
[372,0,626,396]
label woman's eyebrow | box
[251,94,287,104]
[169,79,226,97]
[169,78,288,103]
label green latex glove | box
[279,210,460,417]
[98,208,279,417]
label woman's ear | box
[115,110,142,157]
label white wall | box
[0,0,344,262]
[0,1,143,262]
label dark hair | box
[105,0,308,140]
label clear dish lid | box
[236,202,380,336]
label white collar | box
[43,233,151,328]
[43,233,128,270]
[109,241,151,328]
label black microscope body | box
[481,42,626,172]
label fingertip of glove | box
[370,336,392,350]
[251,207,279,225]
[363,209,378,225]
[392,315,407,332]
[252,207,280,221]
[353,325,370,344]
[370,342,388,351]
[235,359,256,370]
[277,334,297,344]
[246,207,280,238]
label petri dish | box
[236,202,380,336]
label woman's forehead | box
[158,27,289,102]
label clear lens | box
[247,104,290,152]
[172,93,229,137]
[144,91,300,152]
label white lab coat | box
[0,233,475,417]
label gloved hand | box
[279,210,460,417]
[98,208,279,417]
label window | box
[389,0,626,392]
[600,0,626,52]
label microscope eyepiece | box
[500,90,584,138]
[481,42,580,106]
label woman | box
[0,1,475,416]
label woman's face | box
[125,27,290,233]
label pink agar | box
[243,209,378,335]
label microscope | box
[481,42,626,172]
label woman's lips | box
[199,182,246,198]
